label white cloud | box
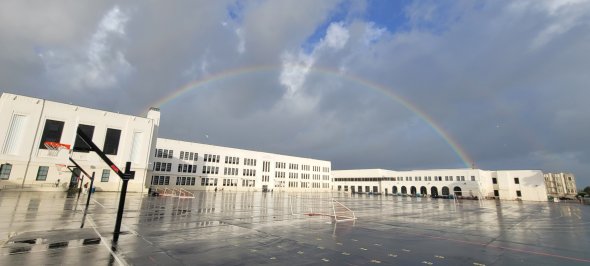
[319,22,350,50]
[39,6,132,90]
[235,28,246,54]
[362,22,386,45]
[507,0,590,50]
[279,22,350,98]
[279,51,314,97]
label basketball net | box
[45,142,72,177]
[44,141,71,157]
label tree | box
[584,186,590,195]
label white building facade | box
[150,138,332,192]
[333,168,548,201]
[0,93,160,192]
[0,92,555,201]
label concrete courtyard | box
[0,191,589,265]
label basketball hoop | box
[44,141,71,157]
[55,164,71,175]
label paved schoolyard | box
[0,191,589,265]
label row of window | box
[203,166,220,174]
[276,162,286,169]
[155,149,173,158]
[493,190,522,197]
[224,167,239,176]
[333,176,478,182]
[244,158,257,166]
[289,163,299,170]
[176,176,196,186]
[225,156,239,165]
[43,120,122,155]
[283,181,328,188]
[243,169,256,176]
[153,162,172,172]
[179,151,198,161]
[204,154,220,163]
[178,164,198,173]
[0,163,112,182]
[492,177,520,184]
[262,161,271,172]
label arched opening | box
[431,186,438,197]
[442,186,450,196]
[401,186,407,194]
[392,186,398,194]
[453,186,462,196]
[420,186,427,195]
[410,186,417,195]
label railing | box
[177,188,195,198]
[150,187,195,198]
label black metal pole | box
[77,174,84,199]
[85,172,95,211]
[113,162,132,242]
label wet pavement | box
[0,191,589,265]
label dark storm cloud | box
[1,0,589,185]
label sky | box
[1,0,589,187]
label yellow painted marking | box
[402,249,411,252]
[322,258,330,262]
[318,246,325,249]
[360,247,368,251]
[316,238,322,240]
[388,254,398,257]
[371,259,382,263]
[297,251,304,255]
[352,239,359,241]
[435,255,445,259]
[277,245,282,248]
[336,242,343,245]
[342,252,351,256]
[473,263,486,266]
[422,261,433,265]
[373,243,382,246]
[270,257,276,260]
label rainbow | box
[147,65,473,168]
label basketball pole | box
[75,128,135,243]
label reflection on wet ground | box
[0,191,589,265]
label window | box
[36,166,49,181]
[180,151,184,160]
[103,128,121,155]
[166,163,172,172]
[0,164,12,180]
[492,178,497,184]
[72,124,95,152]
[516,190,522,197]
[101,169,110,182]
[39,119,65,149]
[168,150,173,158]
[3,114,28,155]
[494,190,499,197]
[514,178,519,184]
[471,176,475,181]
